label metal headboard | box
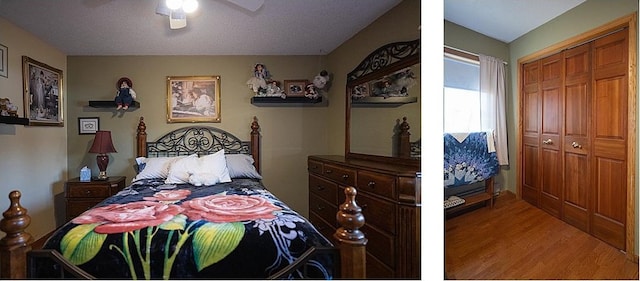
[146,126,251,157]
[136,116,261,172]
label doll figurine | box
[246,63,271,94]
[115,77,137,110]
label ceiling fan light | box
[182,0,198,13]
[166,0,183,10]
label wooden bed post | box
[137,116,147,157]
[398,117,411,158]
[0,190,33,279]
[250,116,261,173]
[334,187,367,279]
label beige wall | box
[326,0,421,155]
[67,55,328,217]
[0,17,68,239]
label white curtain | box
[479,54,509,165]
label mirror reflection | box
[349,63,421,158]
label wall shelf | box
[0,116,29,125]
[89,100,140,108]
[351,96,417,107]
[251,96,326,107]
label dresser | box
[65,176,126,221]
[308,155,420,279]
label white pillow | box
[198,151,232,183]
[226,154,262,179]
[133,155,188,181]
[165,150,231,185]
[165,154,199,184]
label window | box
[443,53,480,133]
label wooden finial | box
[334,187,367,279]
[250,116,261,173]
[0,190,32,246]
[136,116,148,157]
[0,190,33,279]
[335,187,366,242]
[251,116,260,134]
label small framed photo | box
[284,80,308,97]
[167,76,221,123]
[22,56,64,126]
[0,44,7,78]
[78,117,99,135]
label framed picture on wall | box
[284,80,308,97]
[78,117,99,134]
[0,44,7,78]
[167,76,221,123]
[22,56,64,126]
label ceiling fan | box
[155,0,265,29]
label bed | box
[0,116,367,279]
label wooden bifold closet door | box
[519,28,628,250]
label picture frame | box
[0,44,7,78]
[22,56,64,126]
[78,117,99,135]
[167,76,221,123]
[284,80,308,97]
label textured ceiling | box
[444,0,587,43]
[0,0,402,55]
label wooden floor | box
[445,192,639,280]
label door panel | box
[562,43,591,231]
[522,61,541,205]
[590,29,627,250]
[539,54,563,216]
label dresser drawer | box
[357,170,396,199]
[67,184,111,198]
[322,163,356,186]
[308,159,323,175]
[309,193,337,227]
[309,174,338,205]
[340,188,396,234]
[362,223,395,270]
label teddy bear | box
[188,172,220,187]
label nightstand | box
[65,176,126,221]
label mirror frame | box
[345,39,420,168]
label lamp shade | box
[89,131,117,154]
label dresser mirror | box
[345,39,420,168]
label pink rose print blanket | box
[39,179,335,279]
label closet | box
[520,27,629,250]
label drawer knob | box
[85,190,91,195]
[367,181,376,188]
[342,174,349,180]
[316,205,325,211]
[316,185,325,191]
[325,169,333,174]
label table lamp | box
[89,130,117,180]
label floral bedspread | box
[444,132,499,188]
[42,179,334,279]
